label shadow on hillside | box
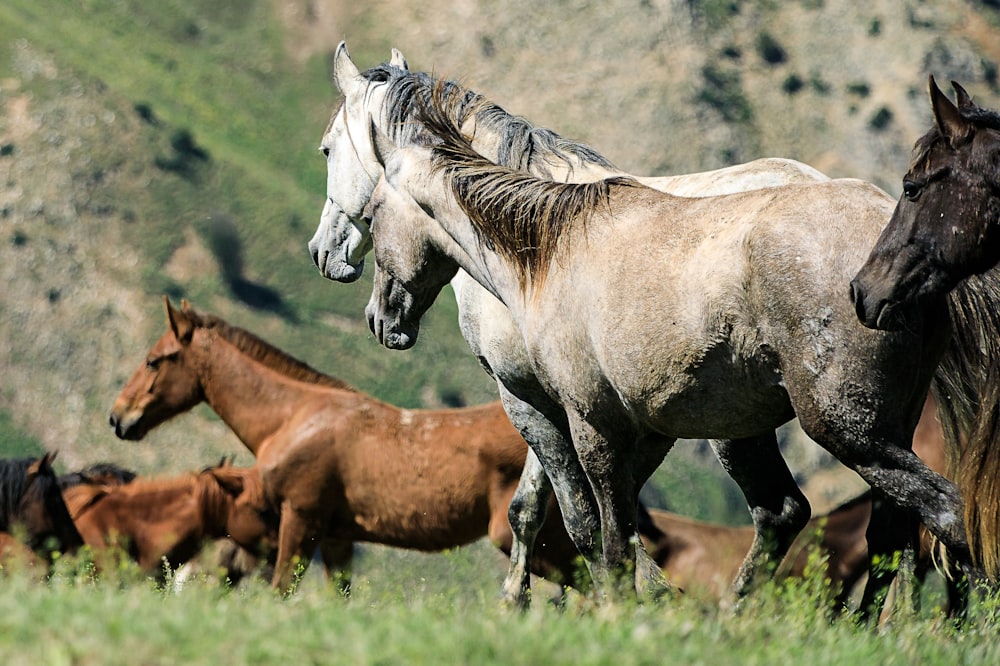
[202,214,298,322]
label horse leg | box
[568,412,674,601]
[271,501,318,594]
[318,538,354,597]
[495,383,604,606]
[499,446,553,608]
[796,400,972,620]
[709,432,812,605]
[858,488,920,618]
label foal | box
[62,461,272,576]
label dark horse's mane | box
[0,457,35,532]
[930,268,1000,574]
[411,80,640,287]
[59,462,138,490]
[182,306,355,391]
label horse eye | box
[319,146,330,158]
[902,179,923,202]
[145,358,161,371]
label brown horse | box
[62,461,273,576]
[0,452,84,567]
[109,298,597,593]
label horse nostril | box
[848,280,860,306]
[310,247,321,269]
[108,413,119,429]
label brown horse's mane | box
[183,306,355,392]
[415,81,640,288]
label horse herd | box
[3,42,999,621]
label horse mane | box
[181,306,355,391]
[416,81,640,287]
[59,462,138,489]
[0,457,36,532]
[364,62,617,179]
[930,267,1000,576]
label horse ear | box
[208,467,245,497]
[166,297,195,344]
[333,41,361,95]
[952,80,975,110]
[929,74,969,142]
[390,48,409,71]
[28,451,56,478]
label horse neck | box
[391,160,528,319]
[192,332,321,456]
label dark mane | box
[183,307,355,391]
[0,457,34,531]
[60,462,138,490]
[415,81,640,287]
[365,63,617,179]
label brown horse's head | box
[203,461,276,555]
[851,76,1000,330]
[109,296,205,440]
[19,452,85,557]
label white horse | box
[312,46,845,607]
[335,53,993,613]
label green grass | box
[1,543,998,665]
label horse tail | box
[931,269,1000,579]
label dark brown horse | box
[108,298,599,593]
[851,77,1000,581]
[62,460,273,576]
[0,452,84,567]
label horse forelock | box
[418,82,637,288]
[914,101,1000,167]
[182,306,354,391]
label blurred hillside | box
[1,0,998,521]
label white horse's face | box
[310,43,401,283]
[364,172,459,350]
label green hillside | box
[0,1,500,476]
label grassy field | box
[1,544,998,665]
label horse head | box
[108,296,205,440]
[203,463,276,555]
[311,43,410,283]
[364,170,460,350]
[851,76,1000,330]
[21,452,84,555]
